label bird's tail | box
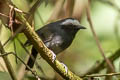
[26,47,38,70]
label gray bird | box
[25,18,86,69]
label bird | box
[25,18,86,69]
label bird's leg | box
[49,50,68,73]
[49,50,56,63]
[60,62,68,74]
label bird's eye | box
[61,25,75,30]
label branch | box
[86,0,115,72]
[65,0,75,17]
[0,42,17,80]
[3,0,43,47]
[83,72,120,78]
[82,49,120,76]
[16,37,46,76]
[17,12,82,80]
[0,51,42,80]
[12,52,41,79]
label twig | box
[16,37,30,54]
[82,49,120,76]
[8,5,14,35]
[14,37,41,80]
[12,52,41,79]
[0,52,41,80]
[13,39,18,63]
[35,61,46,76]
[25,0,46,30]
[0,52,12,57]
[3,0,45,47]
[3,25,24,47]
[83,72,120,77]
[0,12,9,18]
[28,0,47,15]
[16,37,45,76]
[86,0,115,72]
[65,0,75,17]
[3,36,13,47]
[0,42,17,80]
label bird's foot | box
[49,50,56,63]
[61,62,68,74]
[35,75,40,80]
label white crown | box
[61,19,80,26]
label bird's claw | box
[50,50,56,62]
[61,62,68,74]
[36,76,40,80]
[49,50,67,73]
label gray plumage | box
[25,18,86,69]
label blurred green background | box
[0,0,120,80]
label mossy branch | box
[17,13,83,80]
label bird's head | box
[59,18,86,34]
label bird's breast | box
[44,34,74,54]
[45,35,64,54]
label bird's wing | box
[24,25,54,46]
[36,26,64,54]
[36,26,54,43]
[45,34,64,54]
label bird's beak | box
[76,25,86,29]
